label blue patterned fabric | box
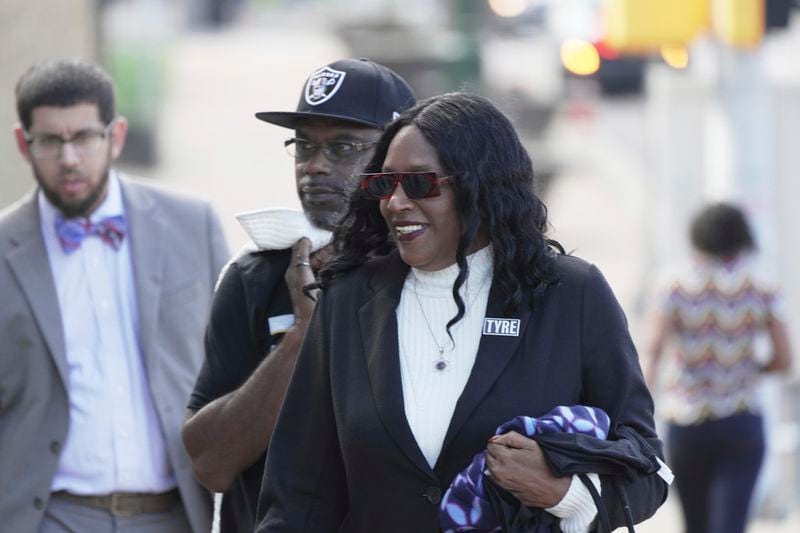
[55,214,127,253]
[440,405,610,533]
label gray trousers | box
[40,494,192,533]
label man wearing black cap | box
[181,58,416,532]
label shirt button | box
[34,497,44,510]
[50,441,61,454]
[424,486,441,505]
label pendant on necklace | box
[433,348,448,371]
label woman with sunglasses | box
[256,92,668,532]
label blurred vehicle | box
[544,0,648,96]
[560,38,646,95]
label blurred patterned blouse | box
[656,256,782,425]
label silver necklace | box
[412,270,490,372]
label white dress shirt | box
[40,172,175,494]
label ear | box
[108,116,128,161]
[13,124,32,164]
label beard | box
[33,157,112,219]
[303,205,341,232]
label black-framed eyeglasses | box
[23,120,116,160]
[284,137,377,162]
[359,172,454,200]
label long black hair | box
[317,92,564,329]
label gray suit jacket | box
[0,175,229,532]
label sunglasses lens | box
[365,175,397,199]
[402,173,436,199]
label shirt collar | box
[89,170,125,221]
[411,245,494,295]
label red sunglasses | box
[359,172,453,200]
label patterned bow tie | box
[55,214,127,253]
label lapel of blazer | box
[120,176,166,365]
[358,253,437,480]
[438,279,545,458]
[4,191,68,385]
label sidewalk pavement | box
[637,493,800,532]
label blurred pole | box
[713,43,788,519]
[713,46,776,256]
[447,0,483,91]
[0,0,98,209]
[101,0,181,167]
[772,72,800,511]
[644,64,709,271]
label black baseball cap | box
[255,58,416,130]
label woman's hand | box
[486,431,571,509]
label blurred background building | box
[2,1,799,530]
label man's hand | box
[486,431,571,508]
[182,238,324,492]
[285,238,317,326]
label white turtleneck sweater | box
[397,245,493,467]
[396,245,598,533]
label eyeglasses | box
[359,172,453,200]
[23,120,115,160]
[284,137,377,162]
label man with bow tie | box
[0,58,229,532]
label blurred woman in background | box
[646,202,793,533]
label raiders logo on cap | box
[304,66,347,106]
[256,58,416,129]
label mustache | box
[59,169,88,181]
[300,184,347,196]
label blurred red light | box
[594,40,619,60]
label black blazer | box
[257,252,667,532]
